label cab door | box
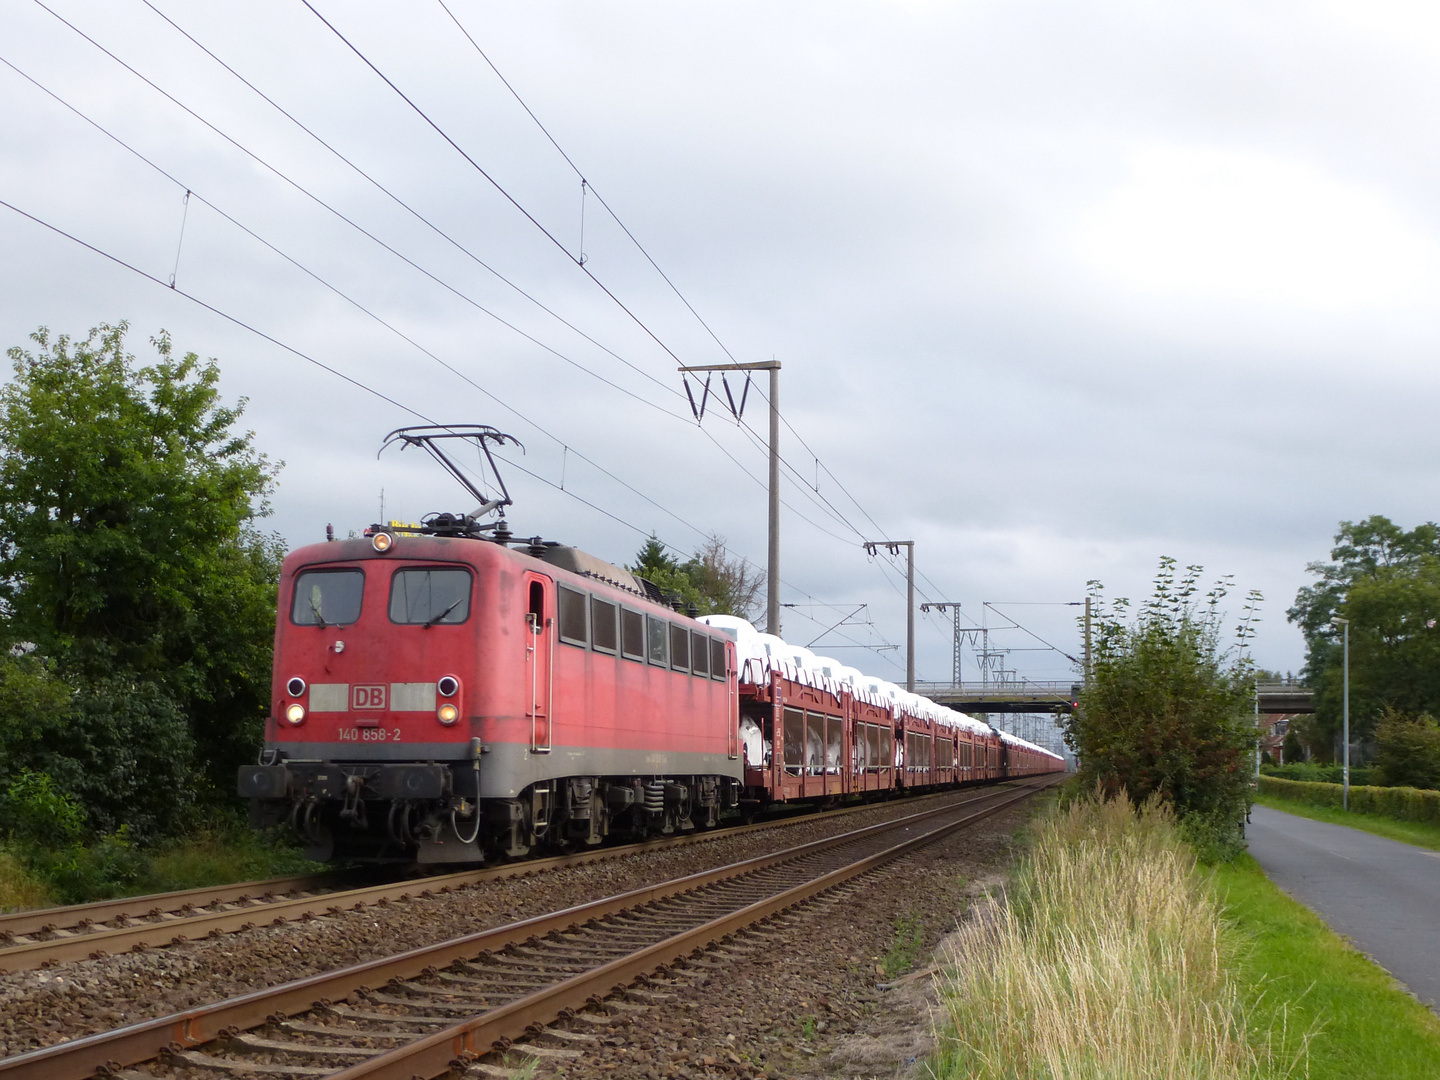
[523,574,553,752]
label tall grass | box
[931,795,1304,1080]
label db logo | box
[352,684,387,710]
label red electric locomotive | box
[238,426,1064,863]
[238,427,743,863]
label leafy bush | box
[26,677,199,841]
[145,815,318,891]
[1373,710,1440,790]
[0,770,84,847]
[24,828,151,904]
[0,815,319,909]
[1066,559,1260,858]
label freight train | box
[238,427,1065,863]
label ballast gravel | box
[520,797,1035,1080]
[0,787,1027,1059]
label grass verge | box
[1215,853,1440,1079]
[930,795,1299,1079]
[1254,793,1440,852]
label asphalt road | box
[1246,804,1440,1008]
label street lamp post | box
[1331,616,1350,811]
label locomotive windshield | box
[389,567,472,625]
[291,569,364,627]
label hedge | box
[1258,775,1440,824]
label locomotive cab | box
[239,532,489,862]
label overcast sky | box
[2,0,1436,687]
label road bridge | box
[1255,679,1315,714]
[914,679,1314,715]
[916,681,1077,714]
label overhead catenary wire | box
[301,0,917,590]
[133,0,686,407]
[20,2,961,661]
[26,1,683,422]
[0,195,769,594]
[24,3,871,583]
[405,9,913,593]
[432,0,921,591]
[0,52,780,577]
[0,49,881,628]
[0,197,425,421]
[300,0,703,376]
[434,0,740,368]
[136,0,937,618]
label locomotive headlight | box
[286,676,307,697]
[437,702,459,725]
[371,530,394,553]
[437,675,459,697]
[284,702,306,725]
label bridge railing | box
[914,680,1079,698]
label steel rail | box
[332,777,1059,1079]
[0,781,1013,973]
[0,780,1050,1080]
[0,872,351,940]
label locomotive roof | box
[283,533,683,617]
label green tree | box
[630,533,764,619]
[1288,516,1440,759]
[1065,558,1260,857]
[0,323,282,822]
[1372,709,1440,790]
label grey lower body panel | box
[474,741,744,799]
[266,741,465,762]
[265,740,743,800]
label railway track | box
[0,783,998,974]
[0,776,1058,1080]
